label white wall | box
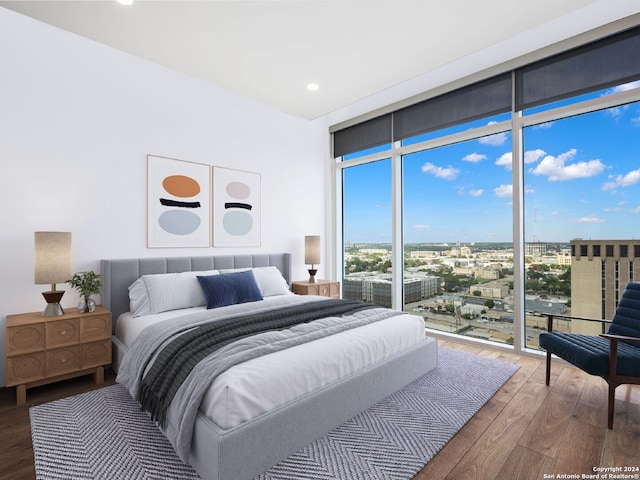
[0,8,329,387]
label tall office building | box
[570,239,639,334]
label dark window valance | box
[515,26,640,111]
[333,74,511,157]
[334,25,640,158]
[394,73,512,141]
[333,114,392,158]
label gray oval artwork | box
[158,210,201,235]
[223,210,253,236]
[226,182,251,199]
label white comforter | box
[115,295,425,430]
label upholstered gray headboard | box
[101,253,291,332]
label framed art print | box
[147,155,210,247]
[212,167,261,247]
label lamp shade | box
[304,235,321,265]
[34,232,72,285]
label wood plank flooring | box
[416,340,640,480]
[1,339,638,480]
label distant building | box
[474,267,501,280]
[359,248,389,255]
[410,250,441,259]
[557,252,572,266]
[470,284,508,299]
[453,266,474,276]
[525,242,547,256]
[450,246,472,256]
[343,273,440,308]
[570,239,640,334]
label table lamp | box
[34,231,72,316]
[305,235,320,283]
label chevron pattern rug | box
[30,347,519,480]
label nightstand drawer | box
[317,283,339,297]
[46,318,80,348]
[6,352,46,385]
[47,346,81,376]
[81,340,111,369]
[6,324,45,356]
[81,315,111,342]
[292,280,340,298]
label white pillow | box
[129,269,219,317]
[219,266,292,297]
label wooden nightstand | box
[6,306,112,405]
[292,280,340,298]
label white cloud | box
[524,149,546,164]
[463,153,487,163]
[602,168,640,191]
[469,189,484,197]
[606,105,629,118]
[494,184,513,197]
[632,206,640,214]
[574,217,605,224]
[414,224,431,229]
[495,152,512,169]
[632,116,640,127]
[551,211,559,216]
[529,148,605,181]
[421,162,459,180]
[478,132,508,146]
[603,82,640,118]
[494,149,545,171]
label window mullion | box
[512,108,525,355]
[391,140,403,310]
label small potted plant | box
[67,271,102,313]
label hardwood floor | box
[1,340,638,480]
[415,340,640,480]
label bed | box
[102,253,438,480]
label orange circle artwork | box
[162,175,201,198]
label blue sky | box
[343,82,640,244]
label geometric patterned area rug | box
[30,347,519,480]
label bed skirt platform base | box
[189,337,438,480]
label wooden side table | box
[292,280,340,298]
[6,306,112,405]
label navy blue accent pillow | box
[197,270,263,309]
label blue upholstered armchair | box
[539,282,640,429]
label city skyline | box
[343,82,640,245]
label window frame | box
[331,22,640,357]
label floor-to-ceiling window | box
[522,91,640,349]
[402,127,515,345]
[333,24,640,353]
[342,158,393,306]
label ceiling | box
[1,0,635,119]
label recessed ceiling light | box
[116,0,133,5]
[307,83,319,92]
